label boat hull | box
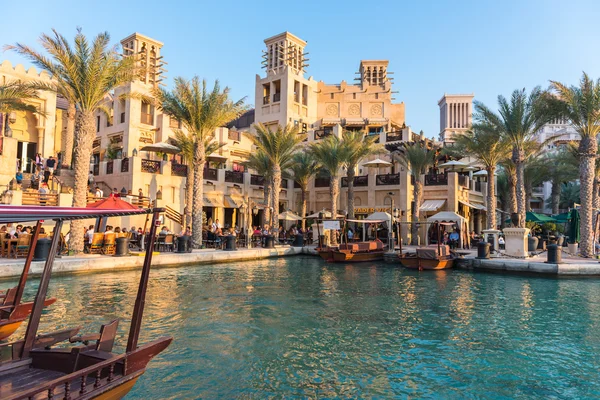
[0,298,57,340]
[330,251,385,263]
[399,255,455,270]
[317,248,334,262]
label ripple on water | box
[6,258,600,399]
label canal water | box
[8,256,600,399]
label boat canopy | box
[0,205,153,224]
[426,211,469,249]
[366,211,392,221]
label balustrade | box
[204,167,218,181]
[314,177,330,187]
[141,159,161,174]
[341,175,368,187]
[376,173,400,186]
[225,170,244,184]
[171,163,188,177]
[424,173,448,186]
[251,174,265,186]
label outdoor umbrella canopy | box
[207,153,228,163]
[362,158,392,168]
[569,209,580,243]
[438,160,467,170]
[526,211,557,223]
[140,142,181,154]
[304,211,345,219]
[552,212,570,223]
[278,211,303,221]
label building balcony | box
[141,159,161,174]
[263,95,270,105]
[314,177,330,187]
[225,170,244,184]
[424,173,448,186]
[273,92,281,102]
[341,175,368,187]
[386,131,403,142]
[204,167,218,181]
[251,174,265,186]
[140,112,153,125]
[376,173,400,186]
[171,163,188,177]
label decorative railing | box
[13,352,127,400]
[474,180,482,192]
[172,163,188,177]
[225,170,244,184]
[424,173,448,186]
[314,128,332,140]
[263,95,270,105]
[314,177,330,187]
[93,164,99,176]
[458,174,469,188]
[121,157,129,173]
[204,167,218,181]
[141,159,161,174]
[228,130,240,141]
[22,191,58,206]
[273,92,281,102]
[106,160,113,175]
[376,173,400,186]
[251,174,265,186]
[341,175,368,187]
[386,131,403,142]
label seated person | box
[449,230,460,249]
[159,226,170,235]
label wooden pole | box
[13,221,42,307]
[127,209,161,352]
[437,223,441,255]
[21,219,63,358]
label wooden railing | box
[386,131,403,142]
[12,352,128,400]
[424,173,448,186]
[141,159,161,174]
[204,167,218,181]
[376,173,400,185]
[106,160,114,175]
[341,175,368,187]
[251,174,265,186]
[165,205,183,225]
[121,157,129,173]
[171,163,188,177]
[22,191,58,206]
[225,170,244,184]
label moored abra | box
[0,205,172,400]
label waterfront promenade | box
[0,246,303,279]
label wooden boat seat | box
[339,241,385,253]
[416,245,451,259]
[0,366,65,397]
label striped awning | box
[367,118,388,125]
[203,196,224,208]
[321,118,341,126]
[345,118,366,126]
[459,200,487,211]
[224,195,244,208]
[420,200,446,212]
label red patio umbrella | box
[87,197,140,210]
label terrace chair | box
[14,234,32,258]
[102,233,116,255]
[205,232,216,248]
[156,234,166,251]
[163,234,175,252]
[89,233,105,254]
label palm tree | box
[173,131,225,228]
[309,135,351,245]
[474,88,551,228]
[154,77,246,248]
[0,81,42,140]
[343,131,383,219]
[500,160,518,216]
[246,124,304,232]
[549,73,600,256]
[245,149,273,227]
[450,124,511,230]
[392,141,438,245]
[496,172,510,228]
[289,152,318,230]
[9,28,136,253]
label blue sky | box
[2,0,600,137]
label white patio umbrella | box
[140,142,180,154]
[207,153,228,163]
[473,170,498,176]
[362,158,392,168]
[438,160,467,170]
[278,211,303,221]
[304,210,345,219]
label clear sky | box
[2,0,600,138]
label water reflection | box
[4,258,600,399]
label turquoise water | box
[8,256,600,399]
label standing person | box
[88,170,94,187]
[94,186,103,198]
[109,188,119,198]
[38,183,49,206]
[46,155,56,175]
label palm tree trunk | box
[272,165,281,232]
[411,179,423,245]
[264,178,272,228]
[507,169,517,215]
[593,177,600,211]
[330,175,340,246]
[191,139,205,249]
[525,182,533,212]
[514,148,526,228]
[68,112,95,253]
[551,177,561,215]
[301,187,307,231]
[63,103,76,167]
[579,136,597,257]
[347,165,355,219]
[185,165,195,227]
[486,166,497,230]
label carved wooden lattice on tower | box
[121,33,167,87]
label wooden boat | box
[0,205,172,399]
[0,221,57,340]
[329,241,385,263]
[398,246,455,270]
[317,247,335,262]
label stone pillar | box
[503,228,530,258]
[482,229,500,255]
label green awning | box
[526,212,557,223]
[552,212,570,223]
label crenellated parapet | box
[0,60,53,81]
